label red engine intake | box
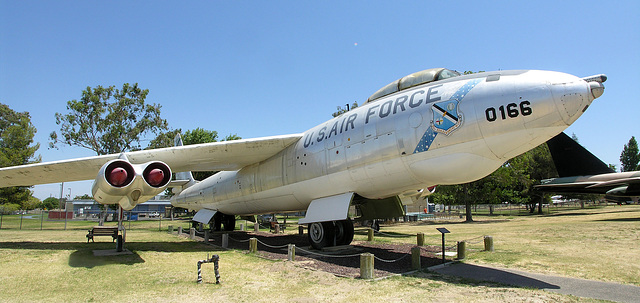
[92,159,172,210]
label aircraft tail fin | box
[173,134,197,188]
[546,132,614,177]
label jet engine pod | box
[92,160,172,210]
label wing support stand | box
[197,254,221,284]
[116,205,126,252]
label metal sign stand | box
[436,227,450,264]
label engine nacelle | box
[92,159,172,210]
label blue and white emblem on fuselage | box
[431,99,462,135]
[414,78,483,154]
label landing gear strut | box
[116,206,125,252]
[208,212,236,232]
[308,219,354,250]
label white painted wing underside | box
[0,133,302,187]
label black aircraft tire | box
[222,214,236,232]
[308,222,334,250]
[335,219,354,246]
[209,213,222,232]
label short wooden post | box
[298,225,304,236]
[240,223,245,231]
[484,236,494,252]
[222,233,229,248]
[457,241,466,260]
[249,238,257,253]
[204,230,210,243]
[288,244,295,261]
[417,232,425,246]
[360,253,374,279]
[189,228,195,239]
[254,222,259,232]
[177,226,183,235]
[367,228,374,242]
[168,225,173,233]
[411,246,421,270]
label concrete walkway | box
[429,262,640,303]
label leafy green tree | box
[181,128,242,180]
[41,197,60,210]
[74,194,93,200]
[0,103,41,209]
[332,102,358,117]
[620,136,639,172]
[146,129,183,150]
[49,83,168,155]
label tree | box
[0,103,41,209]
[181,128,242,181]
[620,136,639,172]
[332,102,358,117]
[148,128,242,182]
[146,129,183,150]
[49,83,168,155]
[41,197,60,210]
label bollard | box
[411,246,421,270]
[457,241,466,260]
[417,232,425,246]
[168,225,173,233]
[177,226,183,235]
[222,233,229,248]
[367,228,374,242]
[249,238,257,253]
[204,230,210,243]
[484,236,494,252]
[288,244,295,261]
[190,228,196,239]
[240,223,244,231]
[360,253,375,279]
[254,223,259,232]
[298,225,304,236]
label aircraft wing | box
[0,133,302,187]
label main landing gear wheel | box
[209,213,236,232]
[308,219,355,250]
[334,219,354,246]
[222,214,236,231]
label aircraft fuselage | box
[172,70,599,217]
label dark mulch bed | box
[191,230,447,278]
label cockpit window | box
[366,68,460,103]
[436,69,461,80]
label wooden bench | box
[86,226,119,243]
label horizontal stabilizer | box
[546,132,613,177]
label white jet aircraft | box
[0,68,606,249]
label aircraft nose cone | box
[582,74,606,101]
[589,81,605,99]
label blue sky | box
[1,1,638,200]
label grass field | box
[1,205,638,302]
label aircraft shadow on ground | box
[208,231,443,276]
[427,263,559,290]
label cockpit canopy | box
[366,68,460,103]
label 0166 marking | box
[485,101,532,122]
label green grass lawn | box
[2,206,636,302]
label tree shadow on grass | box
[0,240,226,268]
